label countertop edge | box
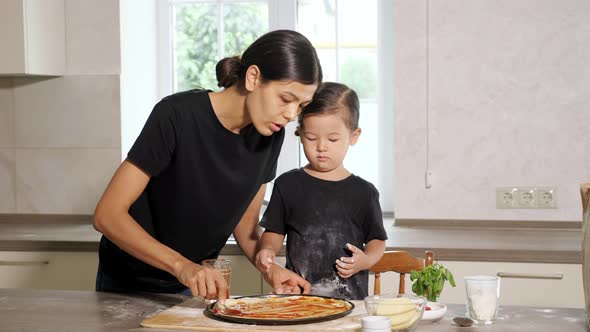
[0,240,100,252]
[2,241,581,264]
[0,215,583,264]
[216,242,583,265]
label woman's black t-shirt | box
[98,89,284,293]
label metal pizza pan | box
[204,294,355,325]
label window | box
[297,0,382,201]
[157,0,393,213]
[158,0,269,94]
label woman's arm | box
[94,160,227,299]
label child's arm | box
[255,231,285,273]
[336,240,386,279]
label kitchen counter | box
[0,288,588,332]
[384,219,582,264]
[0,215,582,263]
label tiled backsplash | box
[0,0,121,214]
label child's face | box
[299,110,361,173]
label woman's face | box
[245,78,317,137]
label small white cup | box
[361,315,391,331]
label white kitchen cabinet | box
[0,0,65,75]
[369,261,584,308]
[227,256,583,308]
[0,252,275,294]
[0,251,98,290]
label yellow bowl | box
[363,294,427,332]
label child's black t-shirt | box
[260,168,388,300]
[99,89,284,293]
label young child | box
[255,82,387,300]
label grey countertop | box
[0,215,583,263]
[383,219,583,264]
[0,288,588,332]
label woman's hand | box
[255,248,276,273]
[336,243,370,279]
[262,263,311,294]
[174,260,229,302]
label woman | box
[94,30,322,301]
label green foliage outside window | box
[173,2,376,99]
[174,3,267,92]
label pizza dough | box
[212,295,353,320]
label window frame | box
[155,0,393,213]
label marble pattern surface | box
[1,289,587,332]
[394,0,590,221]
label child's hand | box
[336,243,369,279]
[255,248,276,273]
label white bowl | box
[421,302,447,323]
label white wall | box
[394,0,590,221]
[0,0,121,214]
[120,0,159,160]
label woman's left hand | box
[336,243,369,279]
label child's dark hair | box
[216,30,323,89]
[297,82,360,134]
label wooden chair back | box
[582,183,590,216]
[370,250,434,295]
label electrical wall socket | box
[496,186,558,209]
[516,187,536,208]
[536,187,557,209]
[496,187,517,209]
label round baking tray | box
[204,294,355,325]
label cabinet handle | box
[496,272,563,280]
[0,260,50,266]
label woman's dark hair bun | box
[214,30,322,89]
[216,56,242,88]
